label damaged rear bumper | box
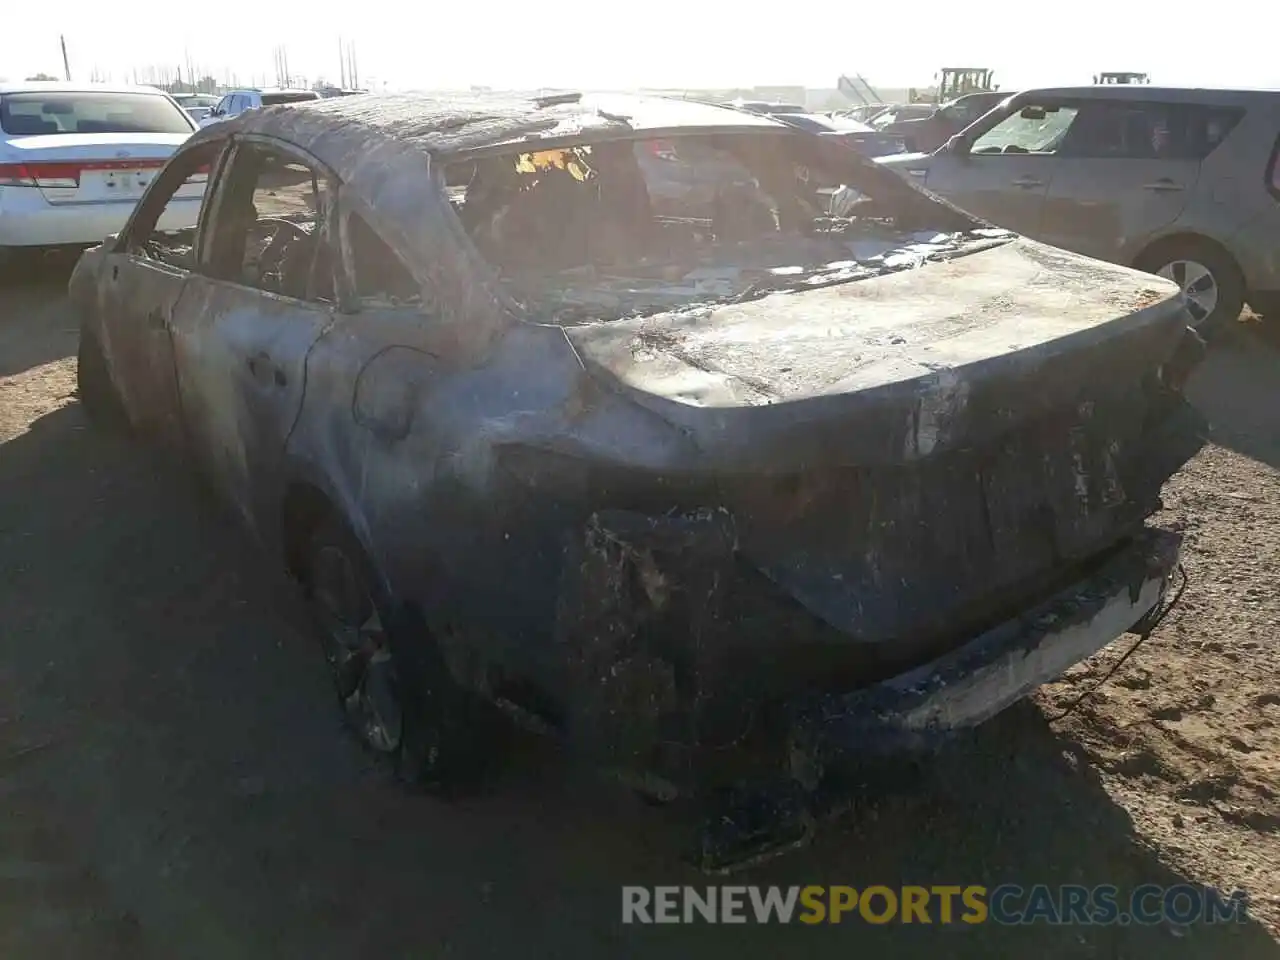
[556,504,1182,797]
[788,527,1180,763]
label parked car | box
[0,82,199,259]
[876,85,1280,333]
[875,91,1010,153]
[741,109,907,158]
[724,99,807,115]
[172,92,220,124]
[868,102,935,128]
[834,103,893,124]
[199,88,321,127]
[71,92,1205,866]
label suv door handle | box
[1011,177,1044,189]
[1143,179,1184,192]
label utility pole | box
[60,35,71,80]
[339,38,347,88]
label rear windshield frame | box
[0,91,194,136]
[261,91,321,107]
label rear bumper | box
[0,190,201,247]
[556,505,1182,798]
[789,527,1180,762]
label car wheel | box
[1136,240,1244,340]
[301,517,481,791]
[76,331,129,430]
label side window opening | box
[1061,101,1245,161]
[346,211,421,305]
[207,144,336,304]
[127,141,222,270]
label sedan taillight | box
[0,159,166,189]
[0,163,38,186]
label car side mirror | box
[945,134,970,158]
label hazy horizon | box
[6,2,1275,94]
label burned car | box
[71,92,1205,856]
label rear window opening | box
[446,132,1000,324]
[0,92,193,136]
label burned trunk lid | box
[562,238,1190,470]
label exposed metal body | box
[70,92,1205,827]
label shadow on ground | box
[0,256,81,377]
[1,400,1276,959]
[1189,323,1280,469]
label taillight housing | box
[0,158,166,189]
[0,163,39,186]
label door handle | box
[1011,177,1044,189]
[246,352,287,388]
[1143,179,1184,192]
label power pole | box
[339,38,347,88]
[60,35,71,80]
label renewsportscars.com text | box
[621,884,1249,925]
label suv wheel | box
[1137,239,1244,339]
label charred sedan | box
[71,92,1205,840]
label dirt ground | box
[1,260,1278,958]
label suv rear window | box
[261,91,320,107]
[0,92,193,136]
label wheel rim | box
[309,544,403,754]
[1157,259,1219,326]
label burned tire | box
[76,331,128,431]
[300,516,483,792]
[1135,238,1244,341]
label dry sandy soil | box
[1,260,1278,958]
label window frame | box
[965,97,1081,157]
[336,198,426,313]
[196,133,347,308]
[114,135,233,262]
[1055,98,1246,162]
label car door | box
[919,99,1079,238]
[1040,100,1228,262]
[170,136,340,534]
[96,138,229,444]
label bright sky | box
[4,2,1273,93]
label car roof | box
[190,90,790,177]
[1016,85,1280,106]
[0,81,171,96]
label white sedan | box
[0,82,201,256]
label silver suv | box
[878,86,1280,333]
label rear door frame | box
[1037,96,1212,262]
[169,132,348,537]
